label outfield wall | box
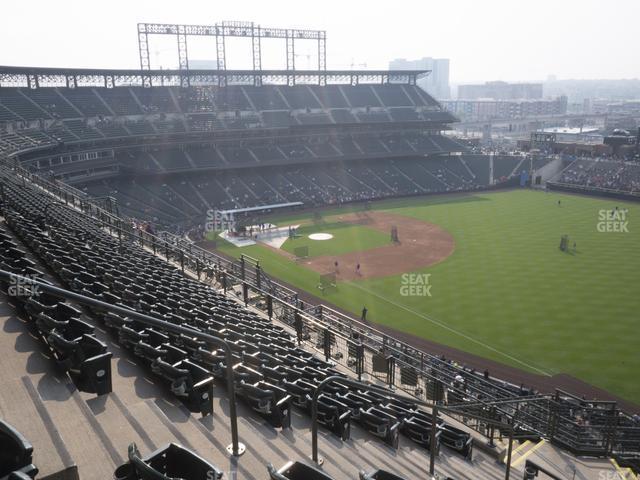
[547,182,640,202]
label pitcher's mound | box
[309,233,333,241]
[305,211,455,280]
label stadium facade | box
[0,65,546,231]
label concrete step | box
[35,374,117,479]
[79,389,158,467]
[0,376,77,480]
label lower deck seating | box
[76,153,525,229]
[555,158,640,193]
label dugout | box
[215,201,303,233]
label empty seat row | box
[0,222,112,396]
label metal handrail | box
[522,460,564,480]
[310,375,515,479]
[0,270,246,456]
[313,304,526,401]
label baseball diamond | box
[213,190,640,406]
[287,211,455,281]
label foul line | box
[347,282,553,376]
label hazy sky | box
[2,0,639,83]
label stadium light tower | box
[137,21,327,86]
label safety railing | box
[236,280,561,442]
[310,375,520,480]
[0,270,246,457]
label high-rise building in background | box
[389,57,450,99]
[441,96,567,122]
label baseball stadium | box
[0,18,639,480]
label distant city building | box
[604,115,638,134]
[539,126,602,144]
[458,81,543,100]
[603,128,639,157]
[543,78,640,103]
[389,57,450,99]
[522,125,640,157]
[441,97,567,121]
[591,99,640,116]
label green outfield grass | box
[213,190,640,403]
[281,222,390,257]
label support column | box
[286,29,295,86]
[216,25,226,72]
[177,24,189,87]
[252,23,262,81]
